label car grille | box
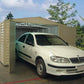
[70,57,84,63]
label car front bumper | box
[46,63,84,76]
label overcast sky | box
[0,0,84,25]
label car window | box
[35,35,67,46]
[26,34,34,46]
[18,34,27,43]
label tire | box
[36,59,46,78]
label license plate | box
[77,65,84,71]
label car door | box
[21,34,35,64]
[16,34,28,59]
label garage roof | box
[13,17,64,26]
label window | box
[18,34,27,43]
[26,34,34,46]
[35,35,67,46]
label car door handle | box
[23,46,25,48]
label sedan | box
[16,32,84,77]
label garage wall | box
[0,20,10,65]
[59,25,76,46]
[0,21,5,64]
[0,20,16,66]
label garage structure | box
[13,17,76,46]
[0,17,76,72]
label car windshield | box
[35,35,68,46]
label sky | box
[0,0,84,25]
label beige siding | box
[0,20,10,65]
[0,21,5,64]
[4,20,10,65]
[13,17,59,25]
[0,20,16,66]
[59,25,76,46]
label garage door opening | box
[16,23,49,39]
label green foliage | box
[6,12,13,20]
[80,16,84,21]
[77,46,84,50]
[76,38,83,46]
[76,25,84,48]
[47,0,78,27]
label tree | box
[47,0,79,27]
[6,12,13,20]
[76,25,84,47]
[76,38,83,46]
[80,16,84,21]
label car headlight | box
[50,56,70,63]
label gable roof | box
[13,17,64,26]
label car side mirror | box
[26,41,34,46]
[29,42,34,46]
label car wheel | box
[36,59,46,78]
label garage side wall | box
[59,25,76,46]
[0,20,11,65]
[0,20,16,66]
[0,21,5,64]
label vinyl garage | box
[0,17,76,72]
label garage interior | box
[16,23,49,39]
[0,17,76,73]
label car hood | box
[39,46,84,58]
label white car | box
[16,32,84,77]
